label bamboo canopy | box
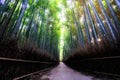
[0,0,120,60]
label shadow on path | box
[39,62,111,80]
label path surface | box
[36,62,111,80]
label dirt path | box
[38,62,110,80]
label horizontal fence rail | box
[0,57,58,64]
[13,67,54,80]
[66,56,120,63]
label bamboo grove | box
[0,0,120,60]
[0,0,62,60]
[62,0,120,59]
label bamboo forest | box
[0,0,120,79]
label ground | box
[25,62,116,80]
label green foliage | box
[0,0,120,60]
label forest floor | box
[0,59,57,80]
[24,62,119,80]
